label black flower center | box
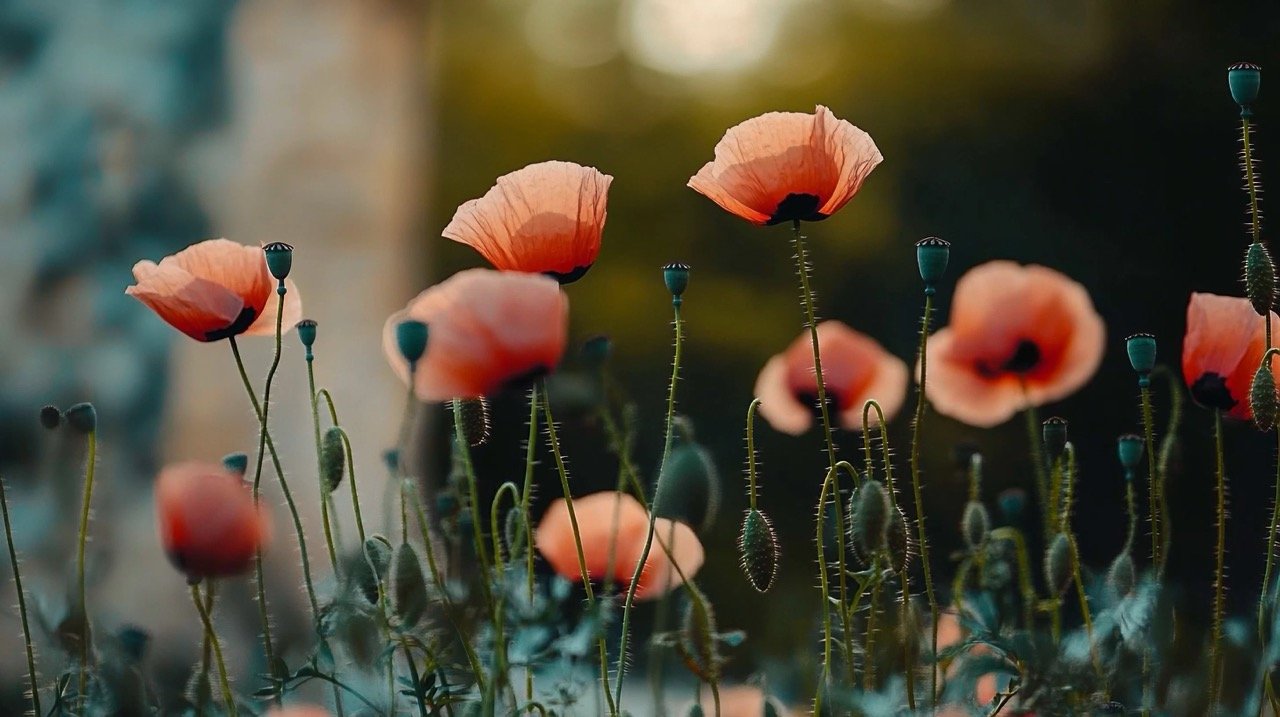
[205,306,258,342]
[545,265,592,284]
[977,339,1041,377]
[1191,372,1237,412]
[767,193,826,226]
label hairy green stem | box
[1140,386,1161,569]
[521,386,540,706]
[909,293,941,706]
[1061,446,1102,680]
[1210,409,1228,711]
[306,356,340,573]
[812,466,837,715]
[191,584,237,717]
[1,474,41,717]
[316,390,367,544]
[75,428,97,708]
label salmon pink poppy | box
[125,238,302,342]
[1182,292,1278,421]
[754,320,909,435]
[688,105,883,226]
[689,685,791,716]
[924,261,1105,428]
[534,491,703,601]
[383,269,569,401]
[155,461,270,580]
[443,161,612,283]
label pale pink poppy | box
[688,105,883,226]
[754,321,909,435]
[444,161,612,283]
[1183,292,1278,421]
[155,462,270,579]
[924,261,1105,428]
[125,238,301,342]
[382,269,569,401]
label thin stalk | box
[306,355,340,573]
[402,641,429,717]
[991,527,1037,630]
[1022,403,1050,540]
[1061,446,1102,680]
[865,570,882,692]
[789,221,838,469]
[1210,409,1228,711]
[1140,386,1161,569]
[451,402,493,577]
[191,584,237,717]
[521,386,539,705]
[196,581,216,717]
[1261,424,1280,715]
[75,427,98,708]
[812,466,838,716]
[398,383,417,545]
[909,293,941,707]
[1,474,41,716]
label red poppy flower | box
[443,161,612,283]
[924,261,1105,428]
[125,238,302,342]
[1182,292,1277,420]
[688,105,883,226]
[534,491,703,601]
[155,462,270,579]
[382,269,569,401]
[754,320,908,435]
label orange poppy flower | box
[1182,292,1277,421]
[155,462,270,579]
[754,320,909,435]
[924,261,1105,428]
[382,269,569,401]
[125,238,302,342]
[534,491,703,601]
[688,105,883,226]
[443,161,612,283]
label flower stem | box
[196,580,216,717]
[812,466,837,716]
[1140,386,1161,570]
[398,383,417,545]
[1061,446,1102,680]
[1022,403,1050,540]
[317,390,367,543]
[521,386,540,704]
[1210,408,1228,711]
[75,427,97,708]
[990,527,1037,630]
[789,221,838,470]
[909,292,941,706]
[306,355,340,573]
[191,583,237,717]
[1,474,41,717]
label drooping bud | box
[221,452,249,476]
[320,427,346,493]
[678,600,720,682]
[1107,551,1136,598]
[887,507,913,575]
[262,242,294,281]
[1229,62,1262,113]
[961,501,990,550]
[1042,417,1068,464]
[395,320,429,367]
[1247,241,1277,316]
[1251,355,1279,432]
[391,543,429,627]
[1125,333,1157,386]
[1117,434,1144,472]
[65,402,97,434]
[654,439,721,533]
[663,262,690,298]
[1044,532,1073,596]
[296,319,317,351]
[915,236,951,295]
[850,480,890,557]
[738,508,779,593]
[39,405,62,430]
[363,536,393,584]
[457,398,491,447]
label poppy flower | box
[534,491,704,601]
[155,462,270,580]
[443,161,612,283]
[688,105,883,226]
[1182,292,1277,420]
[125,238,302,342]
[924,261,1105,428]
[754,320,909,435]
[266,708,333,717]
[382,269,569,401]
[688,685,793,716]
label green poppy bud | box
[65,402,96,433]
[738,508,779,593]
[321,427,346,493]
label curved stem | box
[812,466,837,716]
[1,475,41,717]
[990,527,1037,630]
[191,583,237,717]
[1210,409,1228,711]
[306,357,340,573]
[521,386,539,706]
[75,428,97,707]
[745,398,762,510]
[908,293,941,707]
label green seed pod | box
[1042,417,1068,464]
[1107,551,1136,598]
[347,549,380,605]
[961,501,990,550]
[1044,533,1073,596]
[887,507,913,575]
[1117,434,1144,471]
[395,320,429,366]
[1125,333,1157,380]
[221,452,249,476]
[1229,62,1262,110]
[458,397,491,447]
[504,505,528,558]
[1252,358,1279,432]
[654,441,721,533]
[320,427,346,493]
[915,236,951,294]
[262,242,294,281]
[39,405,62,430]
[738,508,779,593]
[1247,241,1276,316]
[296,319,317,349]
[391,543,429,627]
[850,479,890,557]
[65,402,97,433]
[663,262,690,298]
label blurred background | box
[2,0,1280,710]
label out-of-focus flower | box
[754,320,908,435]
[382,269,569,401]
[125,238,302,342]
[155,462,270,579]
[689,684,796,716]
[688,105,882,226]
[534,491,703,601]
[265,707,333,717]
[444,161,612,284]
[1183,292,1277,420]
[924,261,1105,428]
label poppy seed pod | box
[395,320,429,367]
[664,262,690,298]
[580,334,613,369]
[65,402,96,433]
[1044,532,1073,596]
[738,508,779,593]
[221,452,249,476]
[320,427,346,493]
[363,536,393,584]
[296,319,317,350]
[1251,358,1279,432]
[1117,434,1145,472]
[1229,62,1262,111]
[850,480,890,557]
[262,242,294,281]
[1247,241,1276,317]
[915,237,950,295]
[39,405,62,430]
[1042,417,1069,463]
[1125,333,1157,384]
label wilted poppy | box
[688,105,883,226]
[924,261,1105,428]
[155,462,270,579]
[382,269,569,401]
[125,238,302,342]
[1182,292,1277,420]
[534,491,703,601]
[444,161,612,283]
[754,321,909,435]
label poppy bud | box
[887,507,913,575]
[678,599,720,682]
[580,334,613,369]
[1107,550,1136,598]
[1042,417,1068,463]
[998,487,1027,525]
[263,242,294,281]
[663,262,690,299]
[221,452,249,476]
[1251,357,1279,432]
[363,536,393,584]
[962,500,990,550]
[320,427,346,493]
[1125,333,1157,385]
[39,405,62,430]
[65,402,96,433]
[850,480,890,557]
[391,543,429,627]
[738,508,779,593]
[915,237,951,295]
[382,448,400,473]
[1117,434,1144,472]
[1247,241,1277,316]
[654,440,721,533]
[296,319,317,351]
[1044,532,1072,596]
[457,398,491,448]
[1229,62,1262,112]
[395,320,429,367]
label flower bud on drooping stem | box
[738,508,779,593]
[1107,550,1136,598]
[1246,241,1277,316]
[851,479,890,558]
[320,427,346,493]
[1251,349,1280,432]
